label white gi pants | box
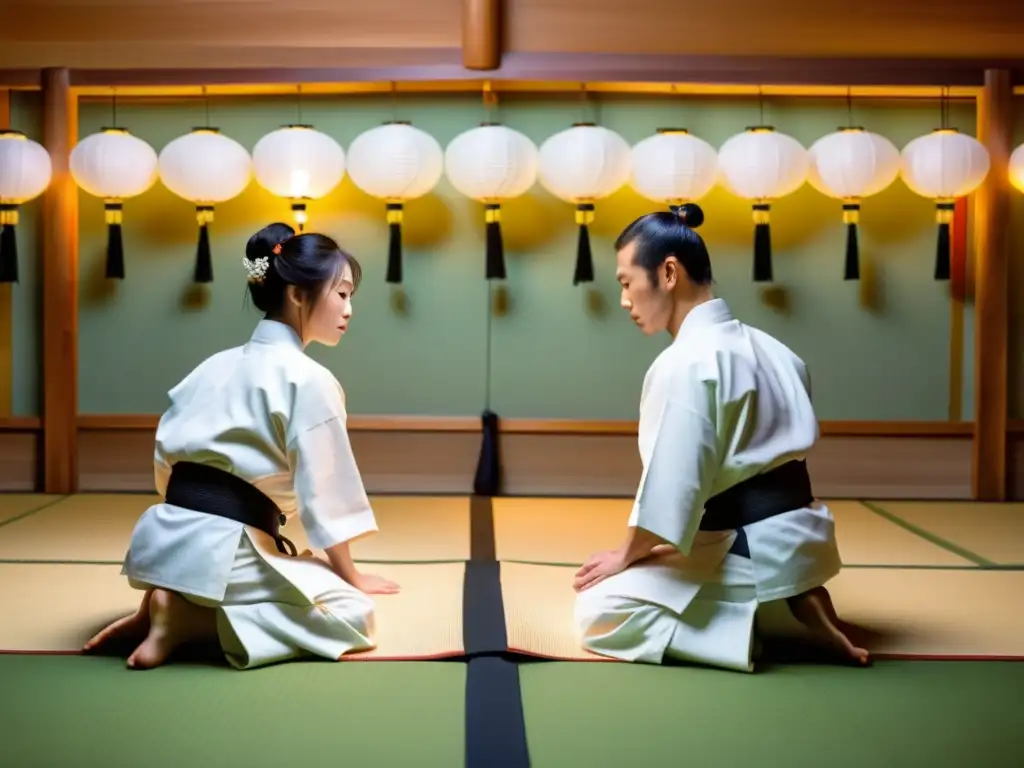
[575,506,842,673]
[131,530,376,670]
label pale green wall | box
[10,92,1004,421]
[8,92,42,417]
[1008,98,1024,421]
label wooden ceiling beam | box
[462,0,502,71]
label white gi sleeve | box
[631,373,719,556]
[288,415,379,550]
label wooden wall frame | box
[0,54,1019,497]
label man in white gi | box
[573,203,869,672]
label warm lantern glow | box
[900,128,990,280]
[630,128,718,204]
[807,127,900,280]
[71,127,160,279]
[346,121,444,285]
[252,125,346,231]
[0,130,52,283]
[158,127,252,282]
[445,123,538,281]
[717,126,808,282]
[538,123,632,284]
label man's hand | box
[573,549,628,593]
[351,572,401,595]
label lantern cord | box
[111,88,118,127]
[846,86,853,126]
[0,223,18,283]
[202,86,210,126]
[758,85,765,125]
[296,84,303,125]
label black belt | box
[699,459,815,558]
[164,461,298,557]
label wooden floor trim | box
[0,414,1010,436]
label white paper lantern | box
[900,128,990,280]
[808,127,900,280]
[347,121,444,285]
[445,123,538,281]
[71,127,159,279]
[631,128,718,204]
[158,127,252,283]
[253,124,346,231]
[718,127,809,282]
[1011,143,1024,194]
[538,123,632,284]
[0,130,52,283]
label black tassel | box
[194,223,213,283]
[105,202,125,279]
[844,223,859,281]
[386,202,403,284]
[485,204,505,280]
[573,204,595,285]
[842,203,860,281]
[473,409,501,496]
[0,223,17,284]
[106,223,125,279]
[935,223,951,281]
[934,202,954,281]
[752,202,773,282]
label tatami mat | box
[499,561,1024,661]
[0,494,65,526]
[289,496,471,563]
[492,497,968,567]
[0,493,470,564]
[0,560,466,660]
[868,500,1024,566]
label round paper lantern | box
[0,130,52,283]
[158,127,252,283]
[900,128,990,280]
[347,121,444,285]
[538,123,632,284]
[445,122,538,281]
[1011,143,1024,194]
[71,127,159,279]
[252,124,346,231]
[808,127,900,280]
[718,126,808,282]
[631,128,718,204]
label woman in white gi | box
[572,203,869,671]
[85,223,399,670]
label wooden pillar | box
[41,68,78,493]
[462,0,501,71]
[971,69,1012,500]
[0,89,11,417]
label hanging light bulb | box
[252,124,345,232]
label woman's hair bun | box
[675,202,704,229]
[246,222,295,262]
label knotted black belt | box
[164,461,298,557]
[699,459,815,557]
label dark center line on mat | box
[859,500,995,567]
[495,557,1023,572]
[464,494,530,768]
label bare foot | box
[787,587,871,666]
[126,589,217,670]
[83,590,153,653]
